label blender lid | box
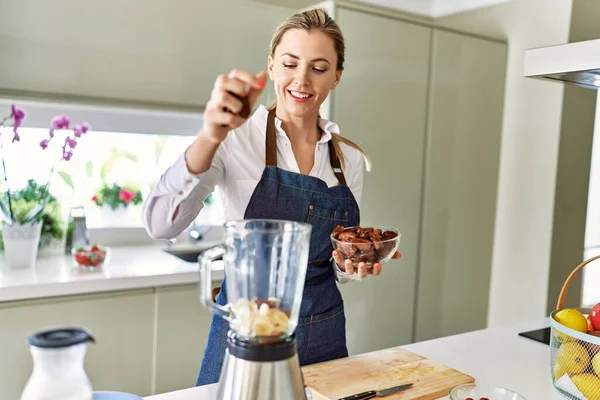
[27,327,95,349]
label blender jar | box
[200,219,311,341]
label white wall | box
[432,0,514,18]
[360,0,434,16]
[436,0,574,327]
[0,0,289,111]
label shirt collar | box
[252,105,339,143]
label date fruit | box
[332,225,398,264]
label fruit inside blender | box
[230,298,291,338]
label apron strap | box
[265,107,347,186]
[266,107,278,167]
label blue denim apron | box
[196,108,360,386]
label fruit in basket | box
[554,309,589,343]
[571,373,600,400]
[590,303,600,331]
[553,362,567,380]
[592,353,600,377]
[589,314,595,333]
[554,342,590,379]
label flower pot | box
[99,205,131,226]
[2,221,43,269]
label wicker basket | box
[550,255,600,400]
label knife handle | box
[338,391,377,400]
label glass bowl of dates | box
[449,383,526,400]
[330,225,400,268]
[72,244,110,270]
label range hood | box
[524,38,600,90]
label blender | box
[199,219,312,400]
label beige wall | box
[547,0,600,314]
[436,0,575,327]
[261,0,593,327]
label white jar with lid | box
[21,327,95,400]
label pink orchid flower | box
[10,105,25,142]
[40,117,91,162]
[49,115,70,138]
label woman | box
[142,8,401,386]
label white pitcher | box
[21,327,95,400]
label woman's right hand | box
[201,69,269,144]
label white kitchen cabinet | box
[0,0,290,110]
[414,30,507,342]
[316,1,507,349]
[0,290,155,399]
[154,284,214,395]
[330,7,432,354]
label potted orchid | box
[0,104,91,268]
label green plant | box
[88,148,144,210]
[92,182,143,210]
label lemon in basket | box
[554,342,590,379]
[593,353,600,376]
[553,309,588,343]
[571,374,600,400]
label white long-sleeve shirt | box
[142,105,365,282]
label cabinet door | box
[154,285,214,395]
[0,290,155,399]
[0,0,289,109]
[414,30,507,341]
[332,8,432,354]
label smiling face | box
[268,29,342,119]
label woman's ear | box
[331,70,343,90]
[268,54,275,81]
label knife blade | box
[337,383,413,400]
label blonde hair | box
[269,8,372,172]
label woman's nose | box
[294,66,311,86]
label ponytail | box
[331,133,371,172]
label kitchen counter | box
[144,318,561,399]
[0,244,224,302]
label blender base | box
[216,331,309,400]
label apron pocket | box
[296,303,348,366]
[306,204,349,224]
[306,205,349,262]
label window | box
[0,99,224,242]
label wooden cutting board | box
[307,387,330,400]
[302,347,474,400]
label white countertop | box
[144,318,561,400]
[0,245,224,302]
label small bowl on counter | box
[449,383,526,400]
[93,391,142,400]
[72,245,111,271]
[330,225,400,268]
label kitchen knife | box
[337,383,413,400]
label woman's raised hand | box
[201,69,269,144]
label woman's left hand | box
[332,251,402,278]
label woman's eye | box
[313,67,326,73]
[283,64,296,69]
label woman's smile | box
[288,89,314,102]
